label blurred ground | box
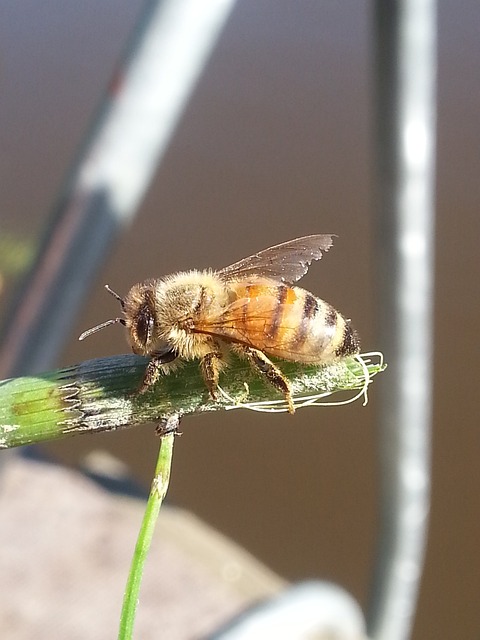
[0,452,285,640]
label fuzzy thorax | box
[123,270,229,360]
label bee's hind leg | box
[241,346,295,414]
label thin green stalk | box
[118,425,176,640]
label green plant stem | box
[0,353,385,639]
[118,426,176,640]
[0,353,385,449]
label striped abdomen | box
[224,282,359,363]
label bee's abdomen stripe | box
[335,323,359,357]
[292,292,319,347]
[324,307,337,328]
[270,285,288,338]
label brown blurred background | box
[1,2,479,639]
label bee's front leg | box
[139,348,179,393]
[241,346,295,414]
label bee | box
[79,235,359,414]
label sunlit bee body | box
[213,280,357,363]
[79,235,359,414]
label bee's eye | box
[136,307,154,346]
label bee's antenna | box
[79,285,127,341]
[105,284,125,309]
[78,318,126,341]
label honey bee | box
[79,235,359,414]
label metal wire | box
[368,2,437,639]
[0,0,236,378]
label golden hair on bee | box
[79,235,359,414]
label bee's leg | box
[200,350,224,402]
[139,348,178,393]
[242,346,295,414]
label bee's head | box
[78,283,159,356]
[122,282,159,355]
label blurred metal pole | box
[0,0,236,378]
[368,2,437,640]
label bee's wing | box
[192,301,269,349]
[192,289,303,357]
[217,235,335,284]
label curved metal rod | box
[0,0,236,378]
[368,1,437,639]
